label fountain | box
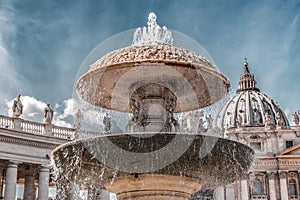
[51,13,254,200]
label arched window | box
[289,179,297,196]
[253,179,263,195]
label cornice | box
[0,128,69,149]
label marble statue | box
[206,114,213,129]
[236,114,242,128]
[293,112,299,126]
[253,109,262,124]
[103,113,111,133]
[264,112,271,127]
[275,111,281,126]
[44,104,54,124]
[74,109,84,129]
[12,94,23,118]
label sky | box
[0,0,299,127]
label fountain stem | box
[126,83,178,133]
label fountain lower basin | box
[52,133,254,199]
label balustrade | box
[0,115,75,140]
[0,115,14,129]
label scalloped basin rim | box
[51,132,254,189]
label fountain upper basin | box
[76,44,230,113]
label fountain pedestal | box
[105,174,201,200]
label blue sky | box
[0,0,299,125]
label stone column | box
[267,171,277,200]
[37,166,49,200]
[4,162,18,200]
[69,182,80,200]
[278,170,288,200]
[23,166,36,200]
[214,186,225,200]
[240,179,249,200]
[0,168,3,198]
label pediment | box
[277,143,300,156]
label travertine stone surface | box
[77,44,230,113]
[105,174,201,200]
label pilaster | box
[278,170,288,200]
[267,171,277,200]
[240,179,249,200]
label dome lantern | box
[237,58,259,92]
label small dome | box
[216,60,289,129]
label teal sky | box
[0,0,299,124]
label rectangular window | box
[286,141,294,148]
[250,142,262,151]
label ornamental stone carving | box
[293,112,299,126]
[90,44,213,72]
[266,171,276,180]
[278,171,288,179]
[12,94,23,118]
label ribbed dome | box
[216,60,289,129]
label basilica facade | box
[213,60,300,200]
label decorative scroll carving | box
[127,83,177,133]
[278,170,288,179]
[266,171,276,180]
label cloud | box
[0,1,20,99]
[53,98,76,127]
[5,95,75,127]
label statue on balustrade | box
[44,104,54,124]
[103,113,111,133]
[293,112,299,126]
[12,94,23,118]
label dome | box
[216,59,289,129]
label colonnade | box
[0,162,50,200]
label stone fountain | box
[52,13,254,200]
